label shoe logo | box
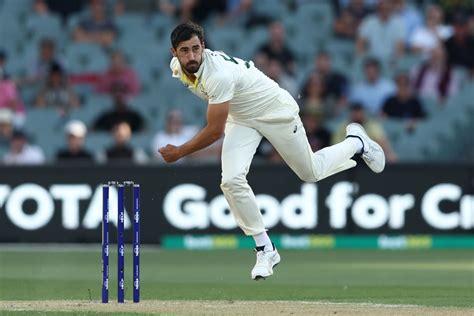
[293,125,297,133]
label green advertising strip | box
[162,234,474,250]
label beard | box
[182,61,200,74]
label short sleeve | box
[409,29,423,47]
[349,84,362,103]
[413,98,426,118]
[358,17,372,39]
[206,73,235,104]
[392,18,406,41]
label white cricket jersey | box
[170,49,283,119]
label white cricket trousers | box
[220,90,358,236]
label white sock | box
[345,137,363,154]
[253,231,272,251]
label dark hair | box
[47,62,66,86]
[364,57,380,69]
[349,102,364,111]
[395,72,410,83]
[0,49,7,60]
[12,129,27,140]
[170,21,204,49]
[40,37,55,49]
[50,62,64,75]
[317,50,329,58]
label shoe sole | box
[253,260,280,281]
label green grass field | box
[0,246,473,315]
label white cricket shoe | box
[346,123,386,173]
[251,244,281,280]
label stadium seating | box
[252,0,288,19]
[0,0,32,17]
[65,43,108,73]
[78,94,121,125]
[0,0,472,163]
[84,131,110,155]
[25,14,63,44]
[294,2,333,42]
[207,28,245,55]
[22,108,65,160]
[238,27,268,59]
[0,11,25,57]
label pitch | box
[0,246,472,315]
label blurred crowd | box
[0,0,473,165]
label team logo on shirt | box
[198,84,209,98]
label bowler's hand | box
[159,144,182,163]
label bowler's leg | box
[254,91,361,182]
[220,121,264,236]
[262,115,360,182]
[220,121,281,280]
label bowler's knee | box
[220,174,247,193]
[294,169,319,183]
[296,173,318,183]
[293,154,325,182]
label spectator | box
[0,50,10,80]
[96,50,140,97]
[333,0,370,39]
[45,0,87,23]
[444,12,474,69]
[333,8,360,39]
[382,73,426,119]
[265,59,298,98]
[313,51,349,100]
[332,103,398,162]
[410,5,453,55]
[438,1,473,21]
[102,121,147,164]
[56,120,94,163]
[221,0,254,25]
[93,82,144,132]
[25,38,66,85]
[159,0,226,24]
[392,0,423,45]
[34,63,80,114]
[253,51,270,74]
[0,57,26,127]
[31,0,51,16]
[334,0,374,14]
[257,21,296,75]
[300,72,341,120]
[356,0,405,62]
[3,130,45,165]
[301,109,331,152]
[411,45,460,101]
[151,110,199,164]
[72,0,118,47]
[0,109,13,148]
[113,0,158,14]
[469,14,474,35]
[350,57,396,115]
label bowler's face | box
[172,35,204,74]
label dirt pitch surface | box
[0,300,472,315]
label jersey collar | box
[171,50,207,89]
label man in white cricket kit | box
[159,22,385,280]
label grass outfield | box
[0,246,473,315]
